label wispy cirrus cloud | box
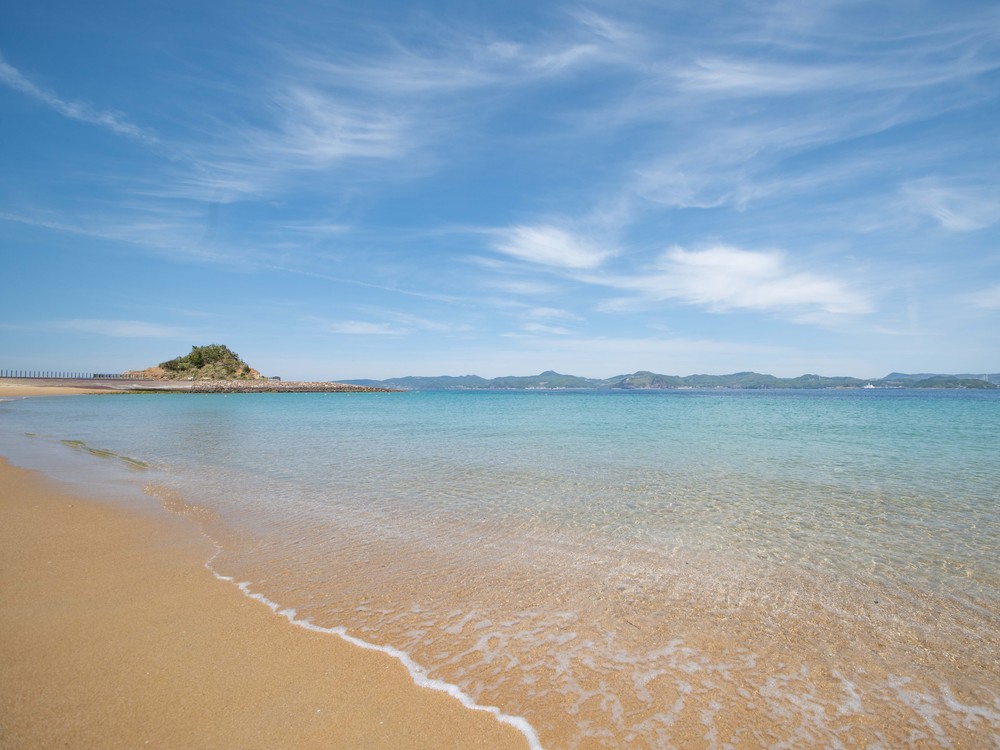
[294,9,635,95]
[277,220,351,236]
[613,7,1000,212]
[50,319,194,338]
[158,12,637,203]
[493,225,616,269]
[674,44,1000,98]
[164,89,413,202]
[265,86,408,164]
[0,208,249,266]
[521,321,572,335]
[968,284,1000,310]
[529,307,580,320]
[326,320,406,336]
[478,277,564,297]
[0,53,156,143]
[319,311,472,337]
[379,311,474,334]
[901,179,1000,232]
[495,306,581,339]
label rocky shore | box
[183,380,395,393]
[0,378,396,394]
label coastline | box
[0,381,118,397]
[0,457,530,749]
[4,382,996,746]
[0,378,393,395]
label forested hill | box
[342,370,999,391]
[124,345,265,381]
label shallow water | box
[2,389,998,747]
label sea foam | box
[207,561,544,750]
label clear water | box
[2,389,998,748]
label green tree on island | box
[157,345,263,380]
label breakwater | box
[0,376,394,393]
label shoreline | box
[0,457,531,749]
[0,378,395,395]
[6,382,995,746]
[0,381,120,397]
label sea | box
[1,388,998,748]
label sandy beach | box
[0,381,117,398]
[0,456,529,749]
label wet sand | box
[0,381,116,397]
[0,458,529,749]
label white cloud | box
[272,86,407,163]
[528,43,604,75]
[608,7,1000,213]
[629,92,925,211]
[0,54,156,143]
[52,319,192,338]
[295,12,628,98]
[594,245,872,317]
[478,278,563,296]
[493,225,615,269]
[529,307,579,320]
[521,322,571,335]
[902,180,1000,232]
[193,88,409,199]
[165,11,637,203]
[327,321,406,336]
[278,220,351,236]
[380,312,474,334]
[969,283,1000,310]
[675,58,836,96]
[673,49,998,99]
[0,209,246,266]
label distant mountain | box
[344,374,493,389]
[884,372,999,386]
[340,370,999,391]
[343,371,603,390]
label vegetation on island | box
[125,344,265,381]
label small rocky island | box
[122,345,392,393]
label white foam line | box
[207,560,544,750]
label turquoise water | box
[2,389,998,747]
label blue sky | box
[2,0,998,380]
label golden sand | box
[0,382,113,397]
[0,459,528,749]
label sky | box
[2,0,999,381]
